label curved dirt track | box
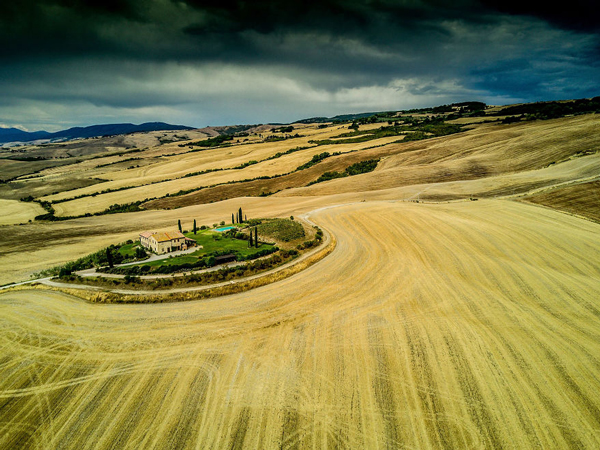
[1,200,600,449]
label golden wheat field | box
[1,200,600,449]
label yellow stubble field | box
[48,135,403,217]
[39,123,353,203]
[1,200,599,449]
[0,199,46,225]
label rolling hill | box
[0,98,599,449]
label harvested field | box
[6,115,598,217]
[522,180,600,223]
[280,115,600,197]
[50,136,402,216]
[2,107,600,449]
[0,157,78,181]
[143,114,600,210]
[1,200,600,448]
[0,199,45,225]
[39,123,346,202]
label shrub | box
[296,152,331,171]
[58,267,72,277]
[124,275,139,283]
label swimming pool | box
[215,226,237,232]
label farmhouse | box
[139,230,194,254]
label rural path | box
[0,247,200,291]
[75,245,199,277]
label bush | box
[296,152,331,171]
[187,135,233,148]
[308,159,380,186]
[124,275,139,283]
[58,267,72,277]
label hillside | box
[0,99,599,449]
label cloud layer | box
[1,0,598,130]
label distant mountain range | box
[0,122,194,144]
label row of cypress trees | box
[232,207,246,224]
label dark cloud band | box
[0,0,598,130]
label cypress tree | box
[178,219,182,233]
[106,247,114,268]
[238,207,243,223]
[232,213,235,224]
[248,231,252,247]
[193,219,197,235]
[254,227,258,247]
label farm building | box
[139,230,194,254]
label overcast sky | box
[1,0,598,131]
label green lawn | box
[117,242,140,257]
[141,254,202,267]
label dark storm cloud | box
[3,0,593,62]
[0,1,598,130]
[480,0,600,32]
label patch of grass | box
[117,243,139,257]
[257,219,305,242]
[184,229,271,256]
